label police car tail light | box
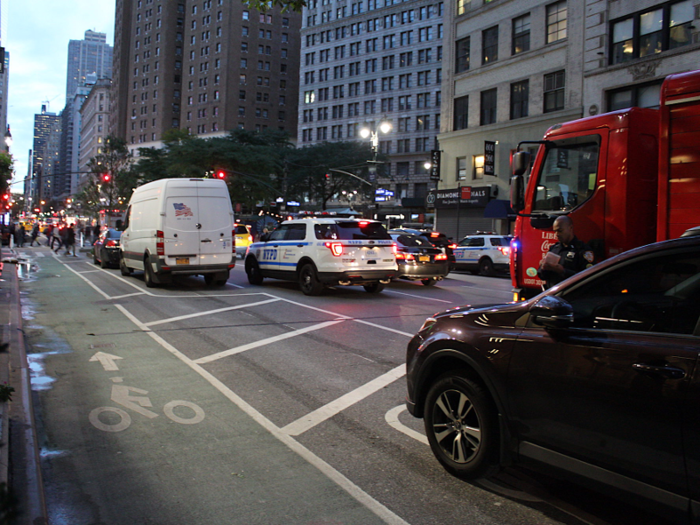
[156,230,165,256]
[435,253,448,261]
[325,242,343,257]
[498,246,510,256]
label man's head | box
[553,215,574,245]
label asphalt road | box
[14,246,665,525]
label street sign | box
[375,188,394,202]
[484,141,495,176]
[429,150,441,180]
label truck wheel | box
[299,263,324,296]
[479,258,495,277]
[144,256,159,288]
[363,282,385,293]
[120,254,132,276]
[246,258,264,285]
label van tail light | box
[434,253,448,261]
[324,242,343,257]
[156,230,165,256]
[396,252,415,261]
[232,230,236,253]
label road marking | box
[115,304,410,525]
[385,290,453,304]
[89,351,123,371]
[385,405,428,445]
[194,319,345,364]
[353,319,415,338]
[145,297,280,327]
[282,364,406,436]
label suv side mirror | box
[530,295,573,329]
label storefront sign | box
[426,187,490,209]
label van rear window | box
[314,221,391,240]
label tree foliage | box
[0,152,13,196]
[243,0,307,12]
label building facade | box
[437,0,700,240]
[31,106,62,205]
[111,0,301,150]
[65,30,113,104]
[298,0,444,219]
[79,78,112,189]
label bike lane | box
[21,251,396,524]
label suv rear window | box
[490,237,512,246]
[315,221,391,240]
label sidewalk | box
[0,243,47,524]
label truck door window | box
[533,138,600,212]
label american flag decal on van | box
[173,203,193,217]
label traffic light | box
[102,172,112,183]
[325,173,332,183]
[215,170,226,180]
[1,193,8,201]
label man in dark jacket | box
[538,216,594,289]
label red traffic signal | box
[102,172,112,183]
[215,170,226,179]
[1,193,8,200]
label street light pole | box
[359,119,391,220]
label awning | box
[483,199,515,219]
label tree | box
[86,136,136,224]
[0,152,13,197]
[243,0,306,12]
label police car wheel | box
[246,258,264,285]
[363,282,385,294]
[299,264,324,296]
[479,258,495,277]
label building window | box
[611,1,693,65]
[453,95,468,130]
[607,81,662,111]
[512,14,531,54]
[455,37,470,73]
[510,80,529,120]
[546,1,567,44]
[480,89,497,125]
[457,0,471,15]
[457,157,467,180]
[482,26,498,65]
[543,70,565,112]
[473,155,484,180]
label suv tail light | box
[156,230,165,256]
[324,242,343,257]
[497,246,511,256]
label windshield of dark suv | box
[533,136,600,212]
[315,221,391,240]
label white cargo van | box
[119,178,235,287]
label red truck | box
[509,69,700,300]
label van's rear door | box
[196,183,234,266]
[165,186,202,267]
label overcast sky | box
[5,0,116,190]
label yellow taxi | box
[234,223,253,259]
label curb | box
[0,246,47,524]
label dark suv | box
[389,228,456,267]
[406,235,700,523]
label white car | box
[452,234,512,276]
[244,218,398,295]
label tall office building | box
[79,78,111,190]
[57,81,93,199]
[111,0,301,149]
[298,0,444,218]
[32,105,62,204]
[65,30,113,104]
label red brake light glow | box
[448,243,458,249]
[325,242,343,256]
[430,232,440,238]
[498,246,511,256]
[435,253,448,261]
[359,221,370,227]
[105,240,118,248]
[232,230,236,253]
[396,252,415,261]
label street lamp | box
[359,119,392,217]
[4,125,12,153]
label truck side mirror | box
[510,175,524,213]
[512,151,531,176]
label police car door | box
[276,223,307,276]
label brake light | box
[359,221,369,227]
[156,230,164,256]
[497,246,511,256]
[396,252,415,261]
[232,230,236,253]
[430,232,439,238]
[247,235,253,243]
[325,242,343,257]
[448,243,458,249]
[105,240,118,248]
[435,253,448,261]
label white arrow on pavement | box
[89,352,123,371]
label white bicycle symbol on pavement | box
[89,377,205,432]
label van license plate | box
[176,257,189,265]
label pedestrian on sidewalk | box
[30,223,39,246]
[63,224,76,256]
[52,223,64,253]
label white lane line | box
[114,304,409,525]
[75,270,103,275]
[385,290,453,304]
[145,297,280,327]
[353,319,415,338]
[110,292,148,300]
[385,405,428,445]
[282,364,406,436]
[60,261,113,300]
[279,297,353,319]
[194,319,345,364]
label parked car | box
[389,228,456,267]
[390,233,449,286]
[93,229,122,268]
[245,218,397,295]
[406,235,700,523]
[234,223,253,259]
[452,233,512,276]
